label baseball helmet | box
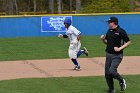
[64,18,72,26]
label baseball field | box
[0,35,140,93]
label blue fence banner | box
[41,16,72,32]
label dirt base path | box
[0,56,140,81]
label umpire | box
[100,17,131,93]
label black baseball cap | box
[107,17,118,24]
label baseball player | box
[101,17,131,93]
[58,18,88,71]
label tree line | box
[0,0,140,15]
[0,0,86,15]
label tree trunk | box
[4,0,19,15]
[27,0,31,12]
[57,0,62,14]
[34,0,37,14]
[5,0,14,15]
[49,0,54,13]
[130,0,134,12]
[70,0,73,13]
[76,0,81,13]
[14,0,18,15]
[1,0,5,12]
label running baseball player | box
[58,18,88,71]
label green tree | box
[0,0,140,15]
[81,0,130,13]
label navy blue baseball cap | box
[107,17,118,24]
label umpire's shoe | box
[120,79,126,91]
[106,89,116,93]
[83,47,88,56]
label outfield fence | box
[0,13,140,37]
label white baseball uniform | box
[66,25,81,59]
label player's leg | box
[77,42,88,57]
[71,59,80,70]
[110,53,126,91]
[77,41,83,57]
[69,44,80,70]
[83,47,89,56]
[105,52,115,92]
[77,50,84,57]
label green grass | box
[0,35,139,93]
[0,35,139,61]
[0,75,140,93]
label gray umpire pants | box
[105,52,124,90]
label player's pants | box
[68,41,81,59]
[105,52,124,90]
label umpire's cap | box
[64,18,71,26]
[107,17,118,25]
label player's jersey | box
[66,25,81,43]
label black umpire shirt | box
[105,26,130,54]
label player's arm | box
[114,41,131,52]
[114,30,131,52]
[72,27,81,41]
[100,35,107,44]
[119,41,131,49]
[63,35,68,38]
[58,34,68,38]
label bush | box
[81,0,130,13]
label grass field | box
[0,75,139,93]
[0,35,139,93]
[0,35,139,61]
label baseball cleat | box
[120,79,126,91]
[83,47,88,56]
[74,65,78,70]
[73,65,81,71]
[76,65,81,71]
